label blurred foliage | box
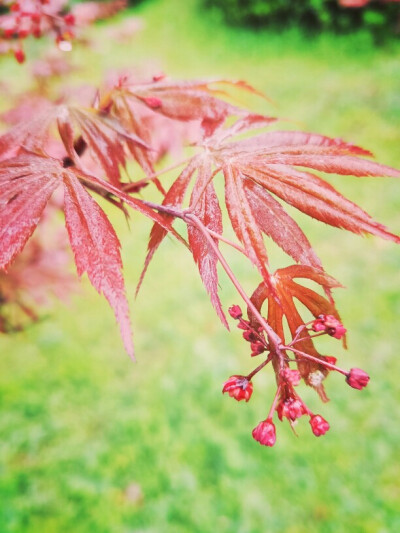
[1,0,400,531]
[204,0,400,39]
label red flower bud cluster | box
[226,303,371,448]
[0,0,78,62]
[312,314,346,339]
[228,304,267,357]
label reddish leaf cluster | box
[0,57,398,446]
[0,0,126,62]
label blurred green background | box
[1,0,400,531]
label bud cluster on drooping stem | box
[223,305,371,447]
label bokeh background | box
[1,0,400,531]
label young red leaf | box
[120,79,242,137]
[63,173,134,359]
[250,265,344,400]
[69,107,147,187]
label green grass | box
[1,1,400,531]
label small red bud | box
[31,13,41,24]
[277,398,307,422]
[64,14,75,26]
[4,28,16,39]
[10,2,20,12]
[142,96,162,109]
[250,341,265,356]
[309,414,330,437]
[242,330,257,342]
[312,314,346,339]
[228,305,242,319]
[252,419,276,447]
[152,72,165,82]
[222,375,253,402]
[282,368,301,386]
[14,48,25,64]
[346,368,370,390]
[324,356,337,366]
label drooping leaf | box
[63,173,134,359]
[0,151,184,357]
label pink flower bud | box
[324,356,337,367]
[222,375,253,402]
[243,330,257,342]
[282,368,301,386]
[14,48,25,64]
[252,419,276,447]
[309,414,330,436]
[64,13,75,26]
[152,73,165,82]
[250,341,265,356]
[346,368,370,390]
[312,314,346,339]
[142,96,162,109]
[277,398,307,422]
[228,305,242,319]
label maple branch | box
[183,212,284,356]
